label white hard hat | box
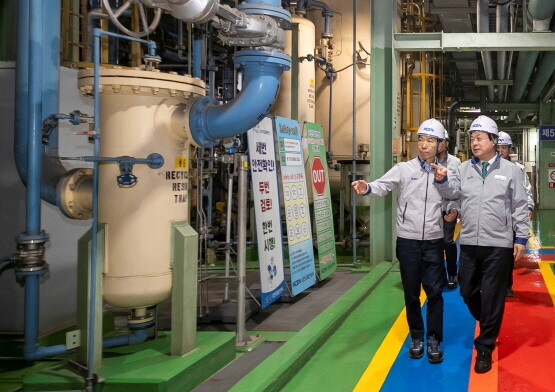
[469,115,499,136]
[444,130,449,140]
[416,119,446,140]
[498,131,513,146]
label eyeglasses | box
[417,138,437,145]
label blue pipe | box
[15,0,66,207]
[192,28,203,78]
[27,0,44,235]
[14,0,30,190]
[189,50,290,147]
[42,0,61,157]
[102,329,149,349]
[85,29,157,386]
[23,273,71,360]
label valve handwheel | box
[101,0,162,38]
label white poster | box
[247,117,286,308]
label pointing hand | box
[430,163,448,182]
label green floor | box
[1,210,551,392]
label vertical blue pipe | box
[23,274,40,358]
[86,29,102,389]
[27,0,44,235]
[15,0,29,181]
[42,0,61,157]
[192,27,203,78]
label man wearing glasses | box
[352,118,447,364]
[432,115,529,373]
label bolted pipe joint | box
[14,234,50,274]
[187,50,290,147]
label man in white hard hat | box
[432,115,529,374]
[497,131,534,297]
[437,130,461,289]
[352,118,447,364]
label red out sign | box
[311,156,326,196]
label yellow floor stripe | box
[352,291,427,392]
[539,261,555,307]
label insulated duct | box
[511,0,555,102]
[496,4,508,102]
[477,0,494,102]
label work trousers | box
[396,237,445,342]
[459,245,513,351]
[443,213,458,277]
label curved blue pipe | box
[23,273,72,361]
[15,0,65,207]
[189,50,290,147]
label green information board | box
[304,122,337,279]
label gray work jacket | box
[513,161,534,211]
[434,153,530,248]
[439,153,461,212]
[363,157,443,241]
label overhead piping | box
[511,0,555,103]
[527,52,555,102]
[477,0,494,102]
[496,4,509,102]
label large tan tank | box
[273,15,316,125]
[78,68,204,311]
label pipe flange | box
[234,50,291,70]
[236,3,291,29]
[127,312,155,327]
[58,168,93,220]
[78,68,205,99]
[188,96,221,148]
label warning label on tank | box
[174,157,188,169]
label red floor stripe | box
[468,323,498,392]
[498,267,555,392]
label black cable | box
[334,61,369,73]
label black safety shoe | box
[506,288,515,297]
[447,276,458,290]
[408,338,424,359]
[475,349,492,373]
[427,335,444,363]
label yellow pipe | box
[420,51,426,124]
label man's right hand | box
[430,163,448,182]
[351,180,368,195]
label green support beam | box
[369,0,396,265]
[394,32,555,52]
